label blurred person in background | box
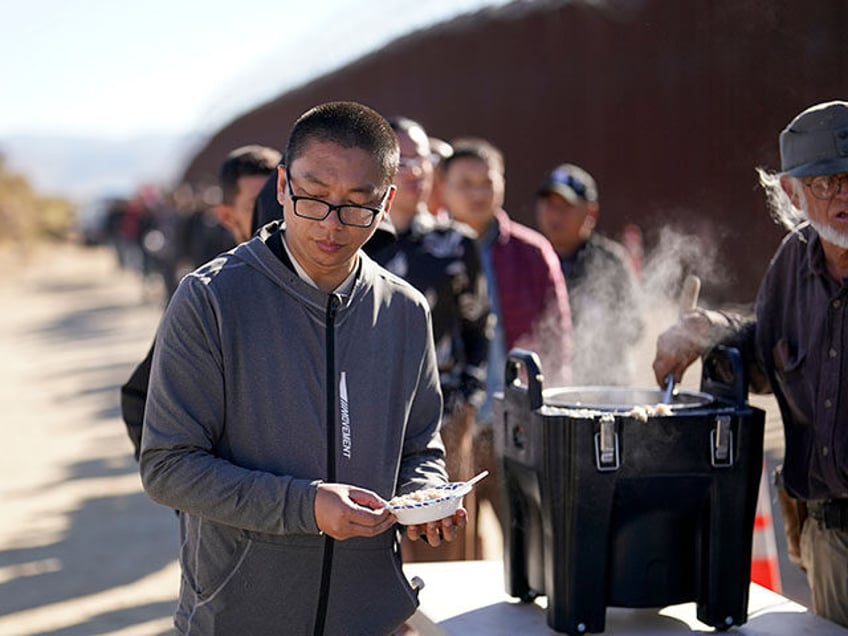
[120,145,280,460]
[621,222,645,280]
[374,117,490,561]
[140,101,460,634]
[186,144,282,267]
[535,163,643,385]
[652,100,848,627]
[427,136,453,218]
[135,185,174,293]
[103,198,129,265]
[153,184,202,299]
[117,190,152,278]
[441,137,571,553]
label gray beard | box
[810,220,848,250]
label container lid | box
[542,386,714,411]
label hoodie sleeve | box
[139,274,320,535]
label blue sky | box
[0,0,513,140]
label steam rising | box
[568,224,729,390]
[639,224,725,307]
[506,221,735,392]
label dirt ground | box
[0,245,176,635]
[0,243,808,635]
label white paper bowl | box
[388,482,468,526]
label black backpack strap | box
[120,340,154,461]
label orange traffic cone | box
[750,462,781,593]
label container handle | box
[505,349,544,410]
[701,345,747,405]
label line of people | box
[122,114,643,558]
[123,99,847,633]
[122,103,642,634]
[93,145,281,301]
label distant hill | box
[0,132,205,203]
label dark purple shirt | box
[752,224,848,500]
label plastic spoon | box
[454,470,489,497]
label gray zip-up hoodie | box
[140,224,447,635]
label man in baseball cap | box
[536,164,599,268]
[535,163,642,386]
[653,100,848,627]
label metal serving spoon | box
[661,373,675,404]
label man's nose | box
[319,207,346,229]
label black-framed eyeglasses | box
[286,169,388,228]
[801,173,848,200]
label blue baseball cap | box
[537,163,598,204]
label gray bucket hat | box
[780,100,848,177]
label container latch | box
[710,415,734,467]
[594,415,620,472]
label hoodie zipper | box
[314,293,341,636]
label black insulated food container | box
[493,346,766,635]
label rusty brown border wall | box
[181,0,848,303]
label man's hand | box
[403,508,468,547]
[652,309,721,386]
[314,483,395,540]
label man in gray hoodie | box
[140,101,463,635]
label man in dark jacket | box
[535,163,643,385]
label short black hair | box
[284,101,399,187]
[219,145,281,205]
[444,137,504,176]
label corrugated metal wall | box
[181,0,848,302]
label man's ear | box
[381,185,397,218]
[584,201,600,230]
[276,165,287,206]
[214,204,235,231]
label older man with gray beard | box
[653,100,848,628]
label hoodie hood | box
[230,219,384,320]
